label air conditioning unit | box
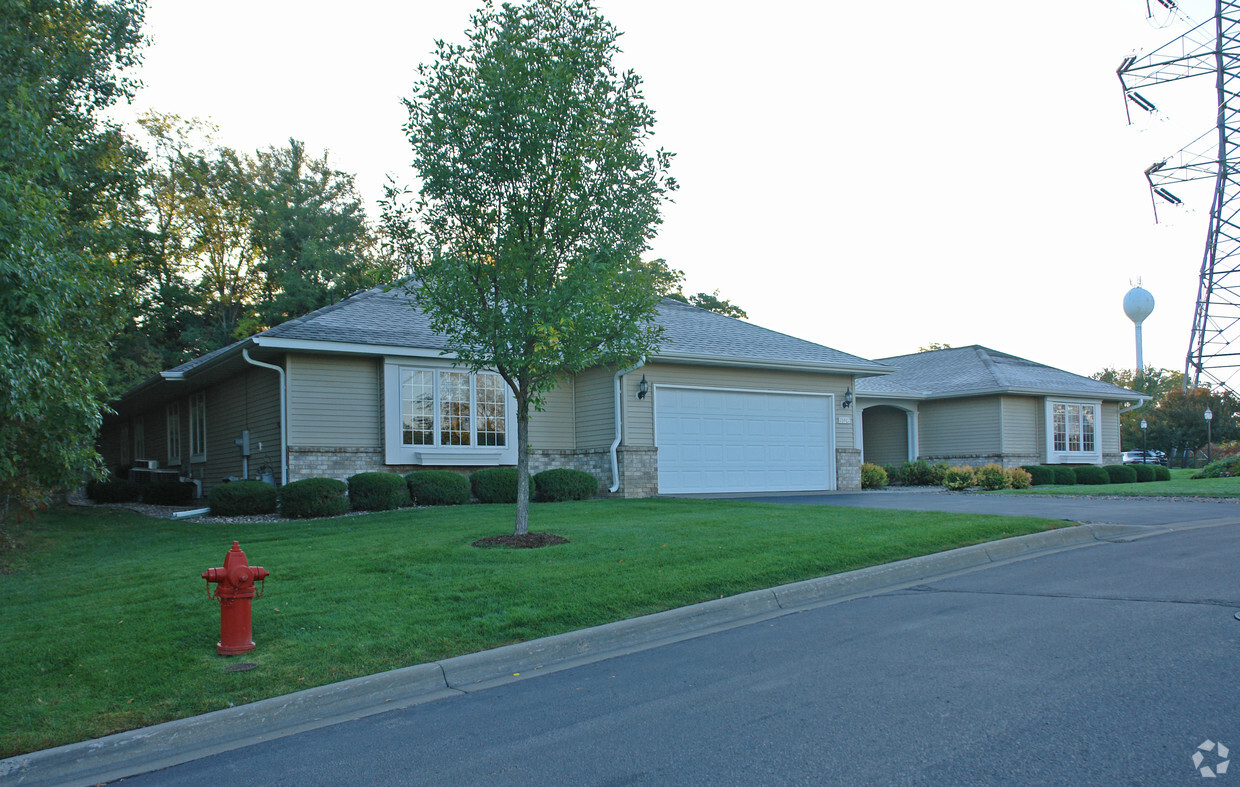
[134,458,159,469]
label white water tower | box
[1123,281,1155,374]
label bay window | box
[386,363,515,465]
[1046,399,1101,462]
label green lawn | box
[0,499,1064,757]
[1006,468,1240,497]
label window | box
[1048,400,1101,459]
[385,365,514,465]
[167,403,181,465]
[133,419,145,459]
[189,391,207,462]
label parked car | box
[1122,449,1168,466]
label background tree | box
[0,0,146,522]
[667,288,747,319]
[1092,367,1186,451]
[1140,386,1240,465]
[918,342,952,352]
[386,0,677,537]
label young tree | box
[386,0,677,536]
[0,0,146,521]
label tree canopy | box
[386,0,676,535]
[0,0,147,521]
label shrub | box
[975,463,1011,491]
[534,468,599,501]
[86,478,141,503]
[1006,467,1033,490]
[1103,465,1138,485]
[899,460,939,487]
[1192,458,1240,478]
[208,480,278,516]
[861,463,888,489]
[142,480,197,506]
[348,472,410,511]
[1073,465,1110,485]
[1152,465,1171,481]
[1132,464,1157,482]
[406,470,470,506]
[1050,466,1077,485]
[471,467,518,504]
[882,464,904,486]
[942,465,976,491]
[1020,465,1056,486]
[280,478,348,519]
[929,462,950,486]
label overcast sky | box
[110,0,1222,378]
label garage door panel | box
[656,387,834,494]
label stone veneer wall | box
[836,448,862,491]
[289,445,659,498]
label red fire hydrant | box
[202,541,270,655]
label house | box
[854,345,1149,469]
[98,287,893,498]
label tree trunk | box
[514,397,530,536]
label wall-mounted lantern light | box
[842,387,853,408]
[637,374,649,400]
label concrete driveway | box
[728,489,1240,528]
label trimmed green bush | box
[208,480,278,516]
[1006,467,1033,489]
[900,460,938,487]
[942,466,975,491]
[280,478,349,519]
[1050,466,1077,485]
[1152,465,1171,481]
[861,463,888,490]
[86,478,142,504]
[882,464,904,486]
[348,472,410,511]
[1020,465,1056,486]
[534,468,599,501]
[142,480,197,506]
[1073,465,1110,485]
[1103,465,1138,484]
[975,463,1011,491]
[471,467,518,504]
[406,470,470,506]
[1132,464,1157,482]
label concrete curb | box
[0,522,1149,786]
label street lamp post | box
[1205,407,1214,463]
[1141,418,1148,456]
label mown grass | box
[1007,467,1240,497]
[0,499,1064,757]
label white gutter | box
[242,349,287,486]
[1121,398,1147,415]
[609,358,645,493]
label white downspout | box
[243,349,287,486]
[609,358,645,493]
[1121,399,1147,415]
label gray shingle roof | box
[854,345,1144,401]
[165,286,888,377]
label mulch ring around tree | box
[471,532,569,549]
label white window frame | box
[166,403,181,465]
[383,362,517,466]
[189,391,207,462]
[1044,398,1102,464]
[133,418,145,460]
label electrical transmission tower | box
[1119,0,1240,389]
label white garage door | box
[655,387,835,494]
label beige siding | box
[862,405,908,466]
[287,353,381,448]
[575,366,618,451]
[1000,396,1039,455]
[1101,400,1121,454]
[623,362,855,449]
[919,396,1001,457]
[199,368,282,491]
[529,377,575,450]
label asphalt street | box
[116,511,1240,785]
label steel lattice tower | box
[1119,0,1240,389]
